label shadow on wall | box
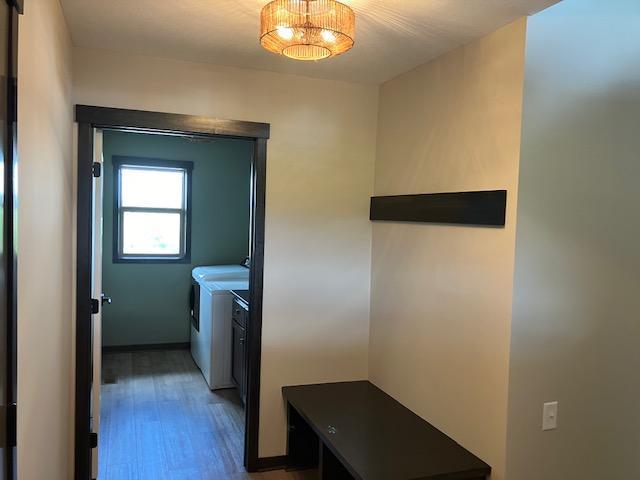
[507,0,640,477]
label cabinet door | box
[231,320,246,402]
[190,280,200,331]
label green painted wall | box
[101,130,252,346]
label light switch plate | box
[542,401,558,431]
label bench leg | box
[319,443,354,480]
[286,403,319,471]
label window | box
[113,156,193,263]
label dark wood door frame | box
[74,105,269,479]
[4,2,21,479]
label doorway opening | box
[99,130,252,478]
[74,106,268,480]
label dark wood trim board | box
[4,4,20,479]
[75,122,94,479]
[244,137,267,472]
[7,0,21,14]
[75,105,270,140]
[75,105,269,479]
[256,455,288,471]
[370,190,507,227]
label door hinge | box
[89,432,98,449]
[92,162,101,178]
[7,403,16,448]
[91,298,100,314]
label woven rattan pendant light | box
[260,0,355,61]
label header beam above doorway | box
[75,105,271,140]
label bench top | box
[283,381,491,480]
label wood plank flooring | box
[99,349,315,480]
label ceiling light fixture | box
[260,0,355,61]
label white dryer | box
[190,265,249,390]
[192,264,249,282]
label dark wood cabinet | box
[190,279,200,331]
[231,297,248,404]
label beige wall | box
[18,1,639,477]
[369,19,527,480]
[72,48,378,457]
[18,0,74,479]
[506,1,640,478]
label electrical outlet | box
[542,401,558,431]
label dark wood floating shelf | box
[283,381,491,480]
[370,190,507,226]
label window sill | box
[113,256,191,265]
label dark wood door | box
[0,2,20,479]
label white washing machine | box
[190,265,249,390]
[192,264,249,283]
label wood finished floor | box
[99,349,315,480]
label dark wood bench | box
[283,381,491,480]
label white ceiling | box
[59,0,559,84]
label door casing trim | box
[74,105,269,479]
